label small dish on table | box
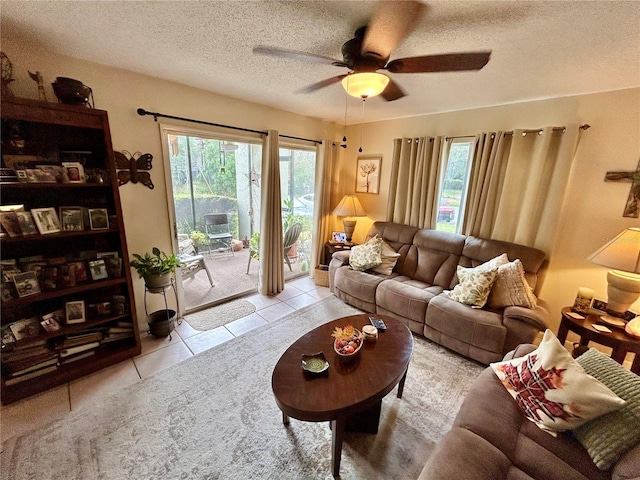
[301,352,329,374]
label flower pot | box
[144,272,173,290]
[147,309,176,338]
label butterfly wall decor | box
[114,150,154,189]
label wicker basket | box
[314,265,329,287]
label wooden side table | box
[558,307,640,374]
[324,241,356,264]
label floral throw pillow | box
[490,330,625,436]
[447,265,499,308]
[349,235,383,271]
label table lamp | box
[332,195,366,242]
[587,227,640,317]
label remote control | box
[369,316,387,331]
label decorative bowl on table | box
[332,325,364,360]
[301,352,329,374]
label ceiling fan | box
[253,0,491,101]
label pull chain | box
[359,98,366,153]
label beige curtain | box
[311,140,337,277]
[463,126,583,253]
[258,130,284,295]
[386,136,445,228]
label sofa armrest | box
[503,298,550,331]
[502,343,537,361]
[612,441,640,480]
[330,250,351,265]
[328,251,351,293]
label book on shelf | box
[101,331,134,344]
[4,365,58,386]
[54,332,104,350]
[59,341,100,358]
[1,344,52,361]
[59,350,96,365]
[4,356,59,377]
[107,327,133,334]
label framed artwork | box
[62,162,85,183]
[59,206,84,231]
[13,271,41,297]
[15,211,38,235]
[31,207,61,235]
[331,231,347,243]
[0,212,22,237]
[88,208,109,230]
[65,300,86,324]
[355,155,381,194]
[88,259,108,281]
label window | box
[436,139,474,233]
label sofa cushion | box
[411,229,466,288]
[333,267,387,312]
[490,330,625,435]
[448,264,499,308]
[371,241,401,275]
[488,259,538,310]
[349,235,383,271]
[574,348,640,470]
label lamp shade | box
[332,195,367,218]
[588,228,640,316]
[341,72,390,99]
[588,228,640,273]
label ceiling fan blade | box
[297,75,348,94]
[386,52,492,73]
[362,0,426,61]
[380,78,406,102]
[253,46,345,66]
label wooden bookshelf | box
[1,98,140,404]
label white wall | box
[2,32,339,321]
[340,88,640,331]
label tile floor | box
[0,276,332,447]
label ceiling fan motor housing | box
[341,28,388,73]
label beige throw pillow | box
[487,259,538,310]
[371,241,401,275]
[349,235,383,271]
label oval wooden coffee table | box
[272,313,413,477]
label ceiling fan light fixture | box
[342,72,389,99]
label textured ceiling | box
[1,0,639,125]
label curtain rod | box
[136,108,322,144]
[445,124,591,141]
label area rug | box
[185,298,256,330]
[1,295,484,480]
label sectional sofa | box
[329,221,550,364]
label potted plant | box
[189,230,207,253]
[130,247,181,289]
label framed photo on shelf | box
[59,206,84,231]
[12,271,41,297]
[15,211,38,235]
[31,207,61,235]
[355,154,381,194]
[65,300,86,324]
[88,259,108,281]
[88,208,109,230]
[62,162,85,183]
[0,212,22,237]
[41,309,64,332]
[68,261,88,282]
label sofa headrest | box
[368,222,419,246]
[461,236,546,274]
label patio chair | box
[204,213,233,255]
[246,222,302,274]
[177,234,213,286]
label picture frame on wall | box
[31,207,61,235]
[355,155,381,194]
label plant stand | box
[144,278,180,340]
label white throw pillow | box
[490,330,625,436]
